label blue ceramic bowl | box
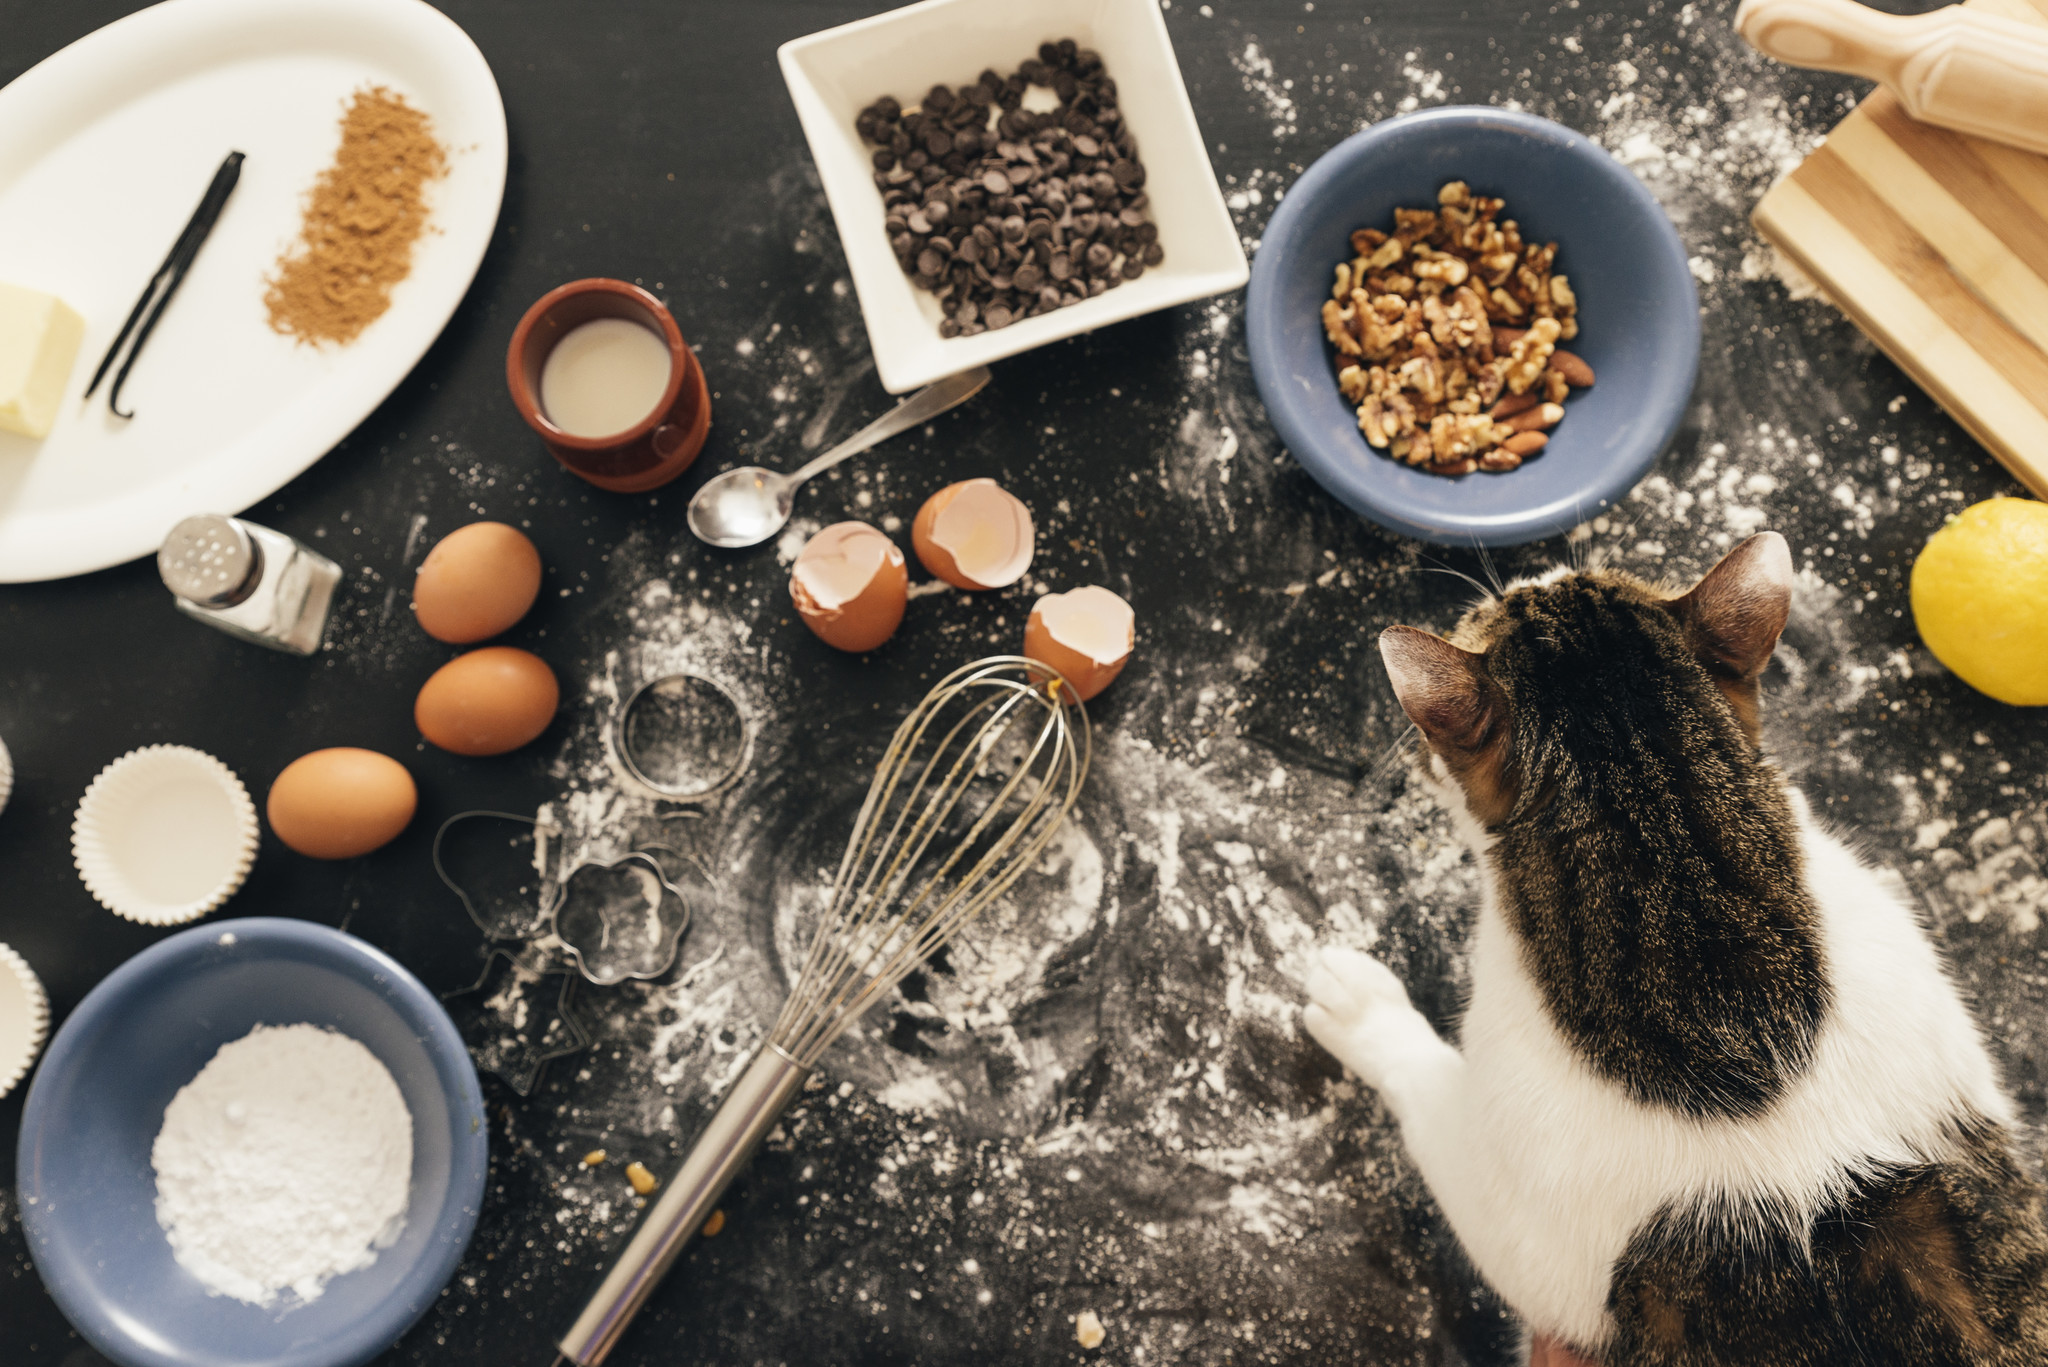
[1246,106,1699,546]
[16,919,488,1367]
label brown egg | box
[1024,586,1135,702]
[413,522,543,643]
[791,522,908,653]
[266,748,418,859]
[415,647,560,755]
[911,479,1034,590]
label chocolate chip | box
[859,41,1156,338]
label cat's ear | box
[1670,531,1794,680]
[1379,626,1499,754]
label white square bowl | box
[779,0,1250,393]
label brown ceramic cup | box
[506,278,711,493]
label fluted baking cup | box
[72,746,258,925]
[0,733,13,817]
[0,942,48,1099]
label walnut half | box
[1320,182,1595,478]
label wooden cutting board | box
[1751,0,2048,498]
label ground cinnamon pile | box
[264,86,447,346]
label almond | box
[1488,392,1541,420]
[1505,402,1565,434]
[1500,431,1549,457]
[1548,349,1596,387]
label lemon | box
[1910,497,2048,706]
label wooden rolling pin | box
[1736,0,2048,156]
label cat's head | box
[1379,533,1795,830]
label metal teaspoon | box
[685,366,993,549]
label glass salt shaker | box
[157,513,341,656]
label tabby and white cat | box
[1303,532,2048,1364]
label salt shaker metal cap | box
[159,514,263,608]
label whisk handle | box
[555,1047,809,1365]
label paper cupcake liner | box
[72,745,259,926]
[0,941,49,1100]
[0,733,13,817]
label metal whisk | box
[555,656,1090,1365]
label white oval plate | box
[0,0,506,583]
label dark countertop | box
[4,1,2043,1364]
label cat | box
[1301,532,2048,1365]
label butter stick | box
[0,282,85,439]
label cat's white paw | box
[1302,946,1449,1098]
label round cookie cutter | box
[613,673,751,801]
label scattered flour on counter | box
[1232,41,1298,139]
[152,1024,412,1306]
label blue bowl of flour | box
[1246,105,1700,546]
[16,919,488,1367]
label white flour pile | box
[152,1023,413,1306]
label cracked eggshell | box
[415,647,560,756]
[1024,586,1135,701]
[911,479,1035,590]
[791,522,908,653]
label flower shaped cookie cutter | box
[550,851,694,987]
